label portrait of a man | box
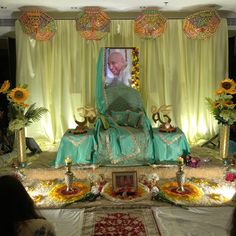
[104,48,133,88]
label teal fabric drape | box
[15,19,228,144]
[94,49,156,165]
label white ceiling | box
[0,0,236,19]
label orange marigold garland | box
[160,181,203,204]
[131,47,140,90]
[49,181,90,203]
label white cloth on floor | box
[152,206,234,236]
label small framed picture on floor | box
[112,171,137,194]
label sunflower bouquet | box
[206,78,236,125]
[0,80,48,132]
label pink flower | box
[225,172,236,182]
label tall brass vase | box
[15,128,26,167]
[219,124,230,161]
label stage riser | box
[24,165,226,181]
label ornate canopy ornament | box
[183,9,221,40]
[134,8,167,39]
[19,9,56,41]
[76,7,110,40]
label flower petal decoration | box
[0,80,10,94]
[183,9,221,40]
[19,9,56,41]
[131,47,140,90]
[7,87,29,104]
[76,7,110,40]
[134,8,167,39]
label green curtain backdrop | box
[15,19,228,144]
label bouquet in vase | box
[0,80,48,132]
[206,78,236,125]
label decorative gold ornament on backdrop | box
[183,9,221,40]
[134,7,167,39]
[76,7,110,40]
[19,9,57,41]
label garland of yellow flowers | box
[131,48,140,90]
[49,181,90,203]
[160,182,203,204]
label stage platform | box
[0,145,227,180]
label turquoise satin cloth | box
[93,48,155,166]
[54,129,96,168]
[153,127,190,162]
[54,48,190,167]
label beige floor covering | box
[0,145,227,181]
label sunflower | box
[213,101,221,108]
[0,80,10,94]
[216,78,236,95]
[223,100,235,108]
[8,87,29,104]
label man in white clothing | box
[106,52,131,87]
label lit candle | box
[65,157,72,165]
[177,156,184,165]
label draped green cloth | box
[93,48,154,165]
[54,48,189,167]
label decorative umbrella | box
[183,9,221,40]
[134,8,167,39]
[19,9,56,41]
[76,7,110,40]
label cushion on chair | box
[127,111,143,128]
[105,85,144,113]
[111,110,129,126]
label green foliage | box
[24,103,48,125]
[8,103,48,132]
[205,95,236,125]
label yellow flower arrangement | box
[49,181,90,203]
[0,80,48,132]
[160,182,203,203]
[131,47,140,90]
[206,78,236,125]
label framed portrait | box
[104,47,139,89]
[112,171,138,194]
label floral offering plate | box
[101,182,150,202]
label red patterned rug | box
[82,208,161,236]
